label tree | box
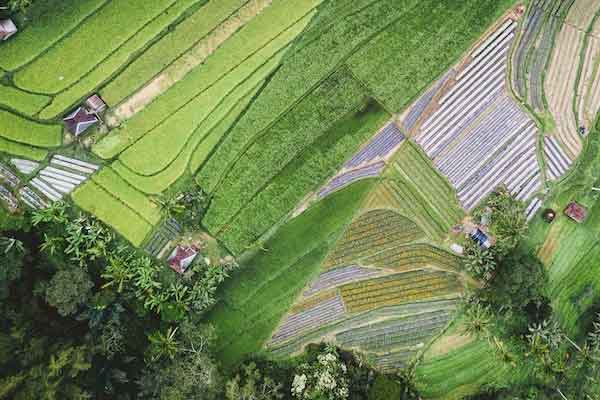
[485,187,527,256]
[8,0,33,13]
[45,268,94,316]
[291,346,349,399]
[225,362,283,400]
[463,301,492,340]
[464,242,497,281]
[0,235,25,299]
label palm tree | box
[152,195,184,218]
[0,236,24,255]
[40,234,63,256]
[102,256,134,293]
[463,302,492,339]
[147,327,179,362]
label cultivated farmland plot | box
[576,14,600,129]
[411,16,543,211]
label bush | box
[368,375,402,400]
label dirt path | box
[106,0,273,127]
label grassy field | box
[0,0,109,71]
[0,86,50,116]
[202,68,369,235]
[347,0,516,112]
[91,167,163,226]
[13,0,178,94]
[99,0,243,105]
[0,137,48,161]
[415,336,511,400]
[37,0,204,119]
[92,0,321,160]
[0,110,62,148]
[213,97,390,254]
[72,180,154,247]
[206,180,374,370]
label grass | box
[205,180,374,370]
[0,137,48,161]
[92,0,322,160]
[0,0,109,71]
[0,86,50,116]
[91,167,163,225]
[109,74,266,195]
[13,0,178,94]
[196,0,422,194]
[37,0,204,120]
[213,97,391,254]
[415,337,511,400]
[346,0,516,112]
[0,110,62,147]
[99,0,245,106]
[72,180,153,247]
[116,19,306,176]
[202,68,370,236]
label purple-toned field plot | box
[412,19,542,211]
[303,265,382,297]
[344,122,405,169]
[544,135,572,180]
[318,161,385,199]
[269,294,346,346]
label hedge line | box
[0,110,62,147]
[14,0,177,94]
[217,99,390,254]
[0,0,108,71]
[0,86,50,116]
[72,180,153,247]
[93,0,321,160]
[195,0,416,194]
[203,68,368,237]
[91,166,162,225]
[99,0,244,105]
[37,0,203,120]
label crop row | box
[38,0,202,119]
[15,0,178,94]
[303,265,381,297]
[99,0,244,105]
[0,137,48,162]
[93,0,318,160]
[0,110,62,148]
[72,181,153,247]
[194,0,418,194]
[512,2,545,98]
[0,87,50,117]
[361,243,462,271]
[0,0,109,71]
[91,167,162,225]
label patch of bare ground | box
[566,0,600,30]
[545,23,584,158]
[106,0,273,127]
[537,221,565,266]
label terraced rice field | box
[410,16,543,210]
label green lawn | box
[0,110,62,148]
[206,180,374,370]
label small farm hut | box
[470,228,492,249]
[564,202,587,223]
[63,107,98,136]
[167,245,198,274]
[85,94,107,113]
[0,19,17,41]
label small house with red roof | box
[63,107,98,136]
[0,19,17,41]
[564,202,587,223]
[167,245,198,274]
